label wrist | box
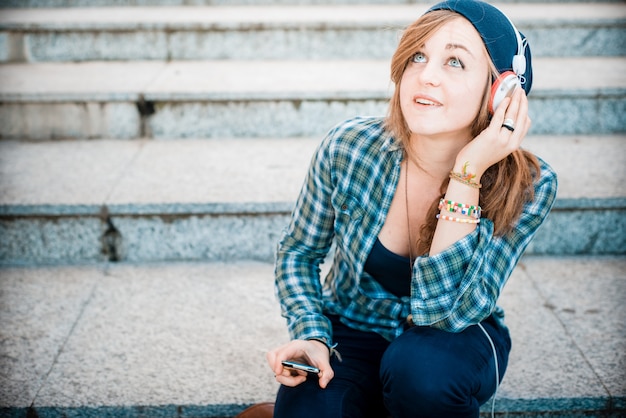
[307,338,330,352]
[307,337,341,361]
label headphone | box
[488,16,528,114]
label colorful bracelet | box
[449,161,481,189]
[436,214,480,224]
[438,199,482,219]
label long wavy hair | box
[384,10,540,255]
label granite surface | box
[0,256,623,416]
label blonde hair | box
[384,10,540,255]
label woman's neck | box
[406,133,470,181]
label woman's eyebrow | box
[446,43,474,57]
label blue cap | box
[426,0,533,95]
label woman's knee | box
[380,354,478,416]
[379,326,489,417]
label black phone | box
[281,360,320,374]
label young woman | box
[265,1,558,416]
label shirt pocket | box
[331,191,365,244]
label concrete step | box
[0,256,624,417]
[0,134,624,265]
[1,4,624,62]
[1,58,625,140]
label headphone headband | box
[425,0,533,94]
[502,13,527,78]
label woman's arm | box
[270,124,346,389]
[275,129,338,345]
[431,88,530,255]
[411,158,558,331]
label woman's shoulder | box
[323,116,392,154]
[326,116,387,143]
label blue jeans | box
[274,314,511,418]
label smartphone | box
[281,360,320,374]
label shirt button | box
[341,204,348,211]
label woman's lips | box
[413,95,442,107]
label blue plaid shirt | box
[275,116,558,344]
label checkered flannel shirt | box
[275,116,558,345]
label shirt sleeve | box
[274,132,337,345]
[409,158,558,332]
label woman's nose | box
[416,62,441,86]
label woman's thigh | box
[274,316,391,418]
[380,316,511,418]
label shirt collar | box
[380,130,403,153]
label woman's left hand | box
[457,86,532,177]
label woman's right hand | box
[266,339,334,389]
[456,86,532,178]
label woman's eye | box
[449,57,464,69]
[412,52,426,63]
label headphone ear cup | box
[489,71,521,114]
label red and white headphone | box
[488,16,528,114]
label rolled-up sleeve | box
[410,159,558,332]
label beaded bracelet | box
[436,214,480,224]
[438,199,482,219]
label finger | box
[519,94,530,131]
[500,90,529,144]
[281,368,307,378]
[491,96,511,129]
[300,340,334,389]
[318,365,335,389]
[275,373,307,387]
[500,89,521,133]
[266,348,288,376]
[522,116,532,138]
[507,90,530,146]
[506,87,523,119]
[487,99,513,141]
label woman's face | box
[399,17,490,142]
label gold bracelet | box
[449,161,481,189]
[449,171,482,189]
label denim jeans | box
[274,314,511,418]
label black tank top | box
[363,238,411,298]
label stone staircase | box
[0,1,624,264]
[0,0,624,417]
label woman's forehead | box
[425,17,484,53]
